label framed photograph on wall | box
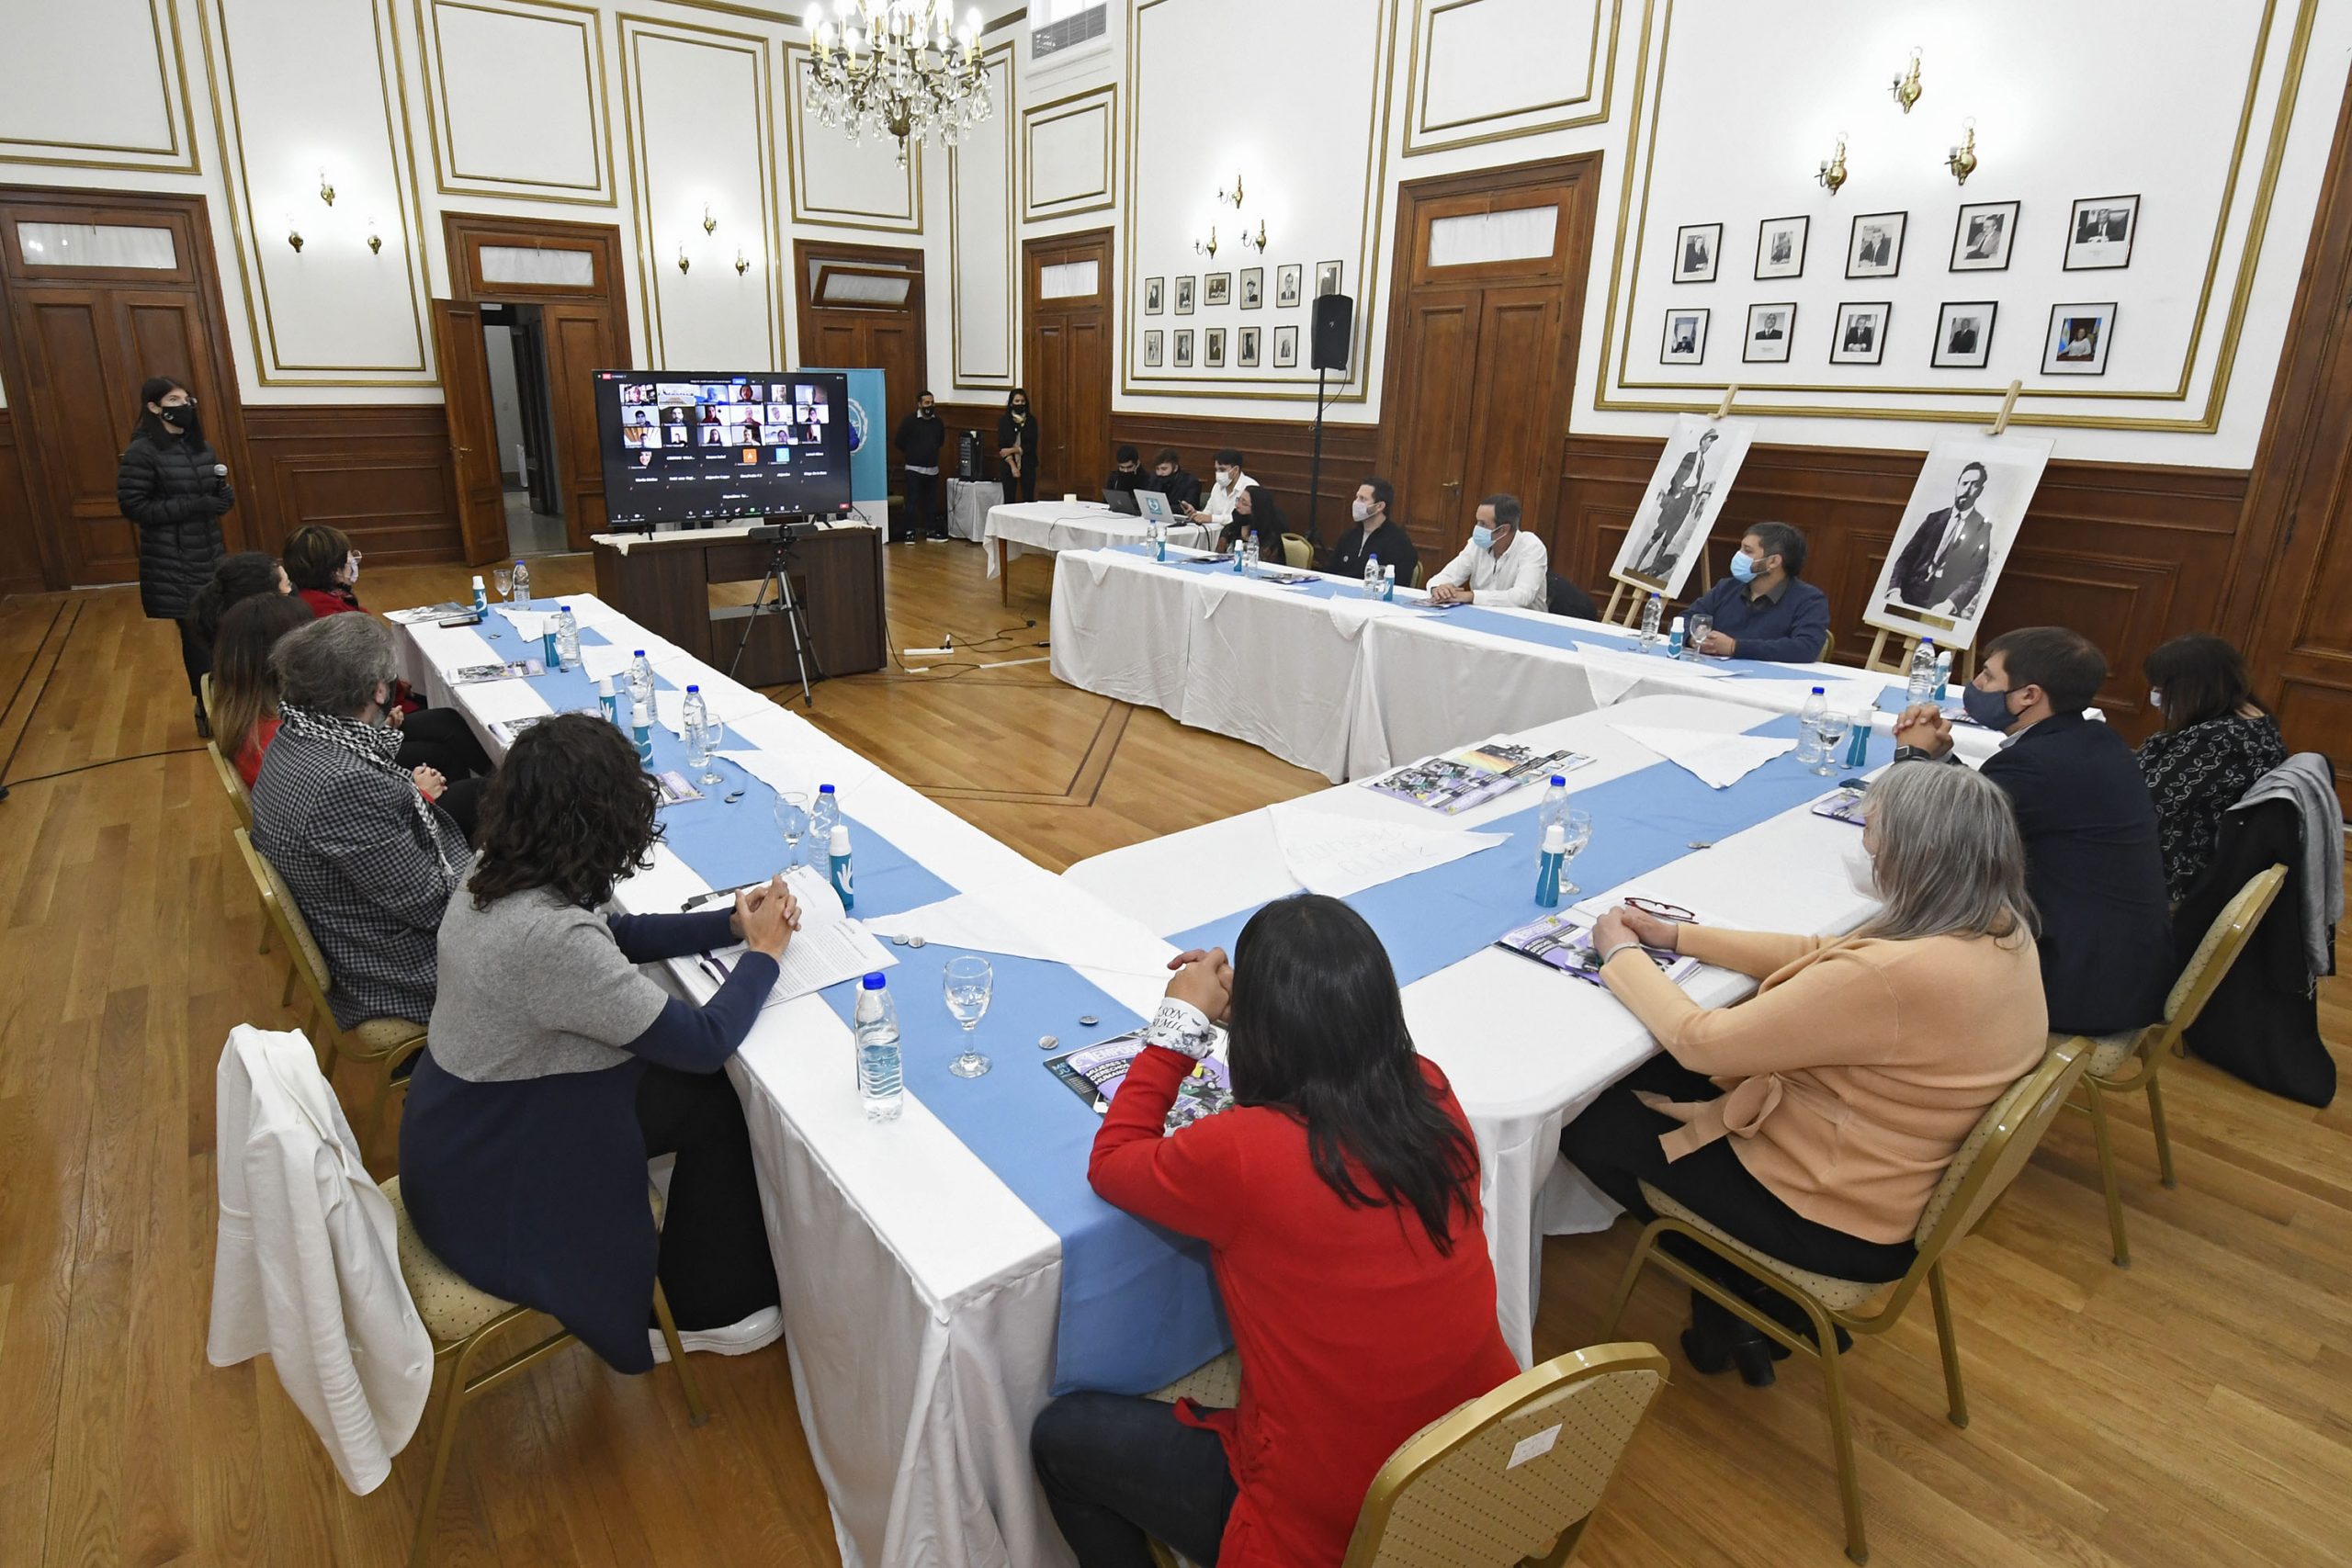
[1239,267,1263,309]
[1830,301,1892,365]
[1144,276,1165,314]
[1932,301,1996,368]
[1204,272,1231,307]
[1846,212,1906,278]
[2043,302,2117,374]
[1949,201,2018,272]
[1204,327,1227,367]
[1673,222,1722,283]
[1238,326,1261,367]
[1754,215,1808,279]
[1173,329,1194,367]
[1743,302,1795,364]
[1660,308,1710,365]
[1144,330,1164,367]
[1866,433,2055,648]
[2064,195,2138,269]
[1272,324,1299,367]
[1174,276,1195,314]
[1275,264,1303,309]
[1316,259,1343,298]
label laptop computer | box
[1134,489,1175,525]
[1102,485,1142,515]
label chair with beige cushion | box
[207,739,279,976]
[382,1176,705,1568]
[2057,862,2287,1267]
[1280,532,1315,570]
[1600,1037,2093,1565]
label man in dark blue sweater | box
[1681,521,1833,663]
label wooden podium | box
[591,524,888,689]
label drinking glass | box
[944,955,993,1078]
[1812,712,1853,775]
[1556,807,1594,896]
[1684,612,1713,659]
[492,566,513,603]
[684,716,720,788]
[774,791,809,870]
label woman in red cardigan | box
[1032,896,1521,1568]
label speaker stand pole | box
[1307,366,1329,548]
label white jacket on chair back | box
[207,1024,433,1494]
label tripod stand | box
[727,524,822,706]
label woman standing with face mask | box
[996,387,1039,505]
[118,375,235,737]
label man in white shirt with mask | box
[1427,493,1547,609]
[1182,447,1257,543]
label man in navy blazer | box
[1681,522,1833,663]
[1893,626,2173,1036]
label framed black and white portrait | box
[1272,324,1298,367]
[1754,215,1808,280]
[2064,195,2138,270]
[2043,302,2116,374]
[1830,301,1891,365]
[1205,327,1227,367]
[1315,259,1343,299]
[1674,223,1722,283]
[1275,264,1303,309]
[1204,272,1231,307]
[1174,276,1194,315]
[1950,201,2018,272]
[1144,329,1164,367]
[1743,302,1795,364]
[1144,276,1165,315]
[1846,212,1906,279]
[1239,267,1263,310]
[1660,308,1710,365]
[1238,326,1261,367]
[1173,329,1194,367]
[1932,301,1996,369]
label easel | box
[1602,385,1737,626]
[1861,379,2020,679]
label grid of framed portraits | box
[1272,324,1298,367]
[1743,302,1794,364]
[1661,307,1709,364]
[1144,257,1312,377]
[1846,211,1905,279]
[1932,301,1996,369]
[1674,222,1722,283]
[1754,216,1807,279]
[1829,301,1891,365]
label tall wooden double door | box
[1022,229,1112,500]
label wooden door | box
[0,187,249,589]
[1023,229,1113,499]
[542,300,622,536]
[1388,289,1480,549]
[794,242,928,493]
[428,299,510,567]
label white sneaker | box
[649,1304,783,1363]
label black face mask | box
[1012,404,1028,416]
[918,407,936,418]
[158,401,202,440]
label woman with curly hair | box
[399,714,798,1370]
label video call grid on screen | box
[595,369,854,525]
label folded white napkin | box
[1608,722,1797,790]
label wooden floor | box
[2,540,2346,1568]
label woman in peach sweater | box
[1562,762,2046,1385]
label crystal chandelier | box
[807,1,991,168]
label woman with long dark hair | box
[401,714,796,1371]
[184,550,289,713]
[2139,633,2287,901]
[210,592,314,787]
[117,375,234,735]
[1031,895,1519,1568]
[996,386,1038,504]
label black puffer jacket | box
[118,428,232,618]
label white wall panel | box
[1023,86,1114,219]
[785,44,923,233]
[423,0,612,204]
[1407,0,1610,155]
[949,45,1017,389]
[0,0,198,174]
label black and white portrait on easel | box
[1867,434,2054,648]
[1609,414,1758,599]
[1950,200,2018,271]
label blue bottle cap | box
[819,783,836,795]
[1812,685,1826,694]
[560,603,572,610]
[861,972,888,989]
[687,683,700,693]
[1550,774,1566,787]
[634,649,647,657]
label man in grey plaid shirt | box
[251,615,470,1029]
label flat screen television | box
[593,368,854,527]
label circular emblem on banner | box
[845,395,871,453]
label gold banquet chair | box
[2058,862,2287,1268]
[1281,532,1315,570]
[1600,1037,2093,1565]
[232,828,426,1146]
[206,739,279,974]
[382,1177,707,1568]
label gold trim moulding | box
[415,0,620,209]
[1401,0,1621,157]
[948,39,1017,389]
[1021,84,1115,221]
[0,0,202,173]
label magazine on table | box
[1810,786,1869,826]
[387,601,469,624]
[487,714,555,747]
[1364,740,1593,816]
[1495,891,1718,989]
[447,658,546,684]
[653,769,703,807]
[1046,1028,1236,1133]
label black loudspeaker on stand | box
[1306,293,1354,546]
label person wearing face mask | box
[1324,476,1419,588]
[1560,762,2045,1385]
[2136,634,2288,902]
[1893,626,2173,1037]
[1143,447,1203,513]
[118,375,236,737]
[1677,521,1833,661]
[1181,448,1257,536]
[893,389,949,543]
[1426,494,1548,609]
[1103,444,1145,497]
[997,388,1039,505]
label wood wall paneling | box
[241,404,460,562]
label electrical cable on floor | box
[3,746,206,788]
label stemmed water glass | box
[492,565,513,603]
[944,955,993,1078]
[774,791,810,870]
[1684,611,1713,660]
[1812,710,1853,776]
[1556,807,1594,896]
[685,715,723,789]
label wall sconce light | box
[366,218,382,255]
[1238,219,1269,254]
[734,248,751,276]
[1889,48,1923,114]
[701,203,718,236]
[1194,225,1217,259]
[1216,175,1243,209]
[1945,118,1979,186]
[1815,133,1849,196]
[285,214,304,253]
[676,244,691,275]
[318,167,337,206]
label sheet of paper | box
[863,891,1177,979]
[1608,722,1798,790]
[695,864,893,1004]
[1268,803,1509,897]
[410,622,496,674]
[579,642,636,682]
[458,679,558,726]
[504,609,552,644]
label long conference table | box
[392,590,1899,1568]
[982,499,1213,602]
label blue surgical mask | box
[1729,552,1760,583]
[1471,525,1495,551]
[1961,682,2016,731]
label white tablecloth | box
[983,501,1210,580]
[947,479,1001,542]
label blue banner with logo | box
[802,366,888,505]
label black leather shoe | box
[1681,1291,1781,1387]
[194,697,212,739]
[1727,1273,1855,1354]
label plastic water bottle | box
[554,604,580,670]
[1538,774,1571,837]
[1243,532,1261,578]
[1933,650,1953,705]
[812,782,840,844]
[1533,821,1567,908]
[1152,520,1167,562]
[1844,699,1875,769]
[628,649,656,712]
[1363,553,1381,600]
[596,675,620,728]
[630,697,654,766]
[1906,637,1939,707]
[1232,532,1248,574]
[1640,592,1664,649]
[681,684,710,755]
[854,973,903,1122]
[1799,684,1829,763]
[827,822,854,911]
[1667,615,1686,659]
[470,574,487,615]
[510,558,530,607]
[1383,564,1396,603]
